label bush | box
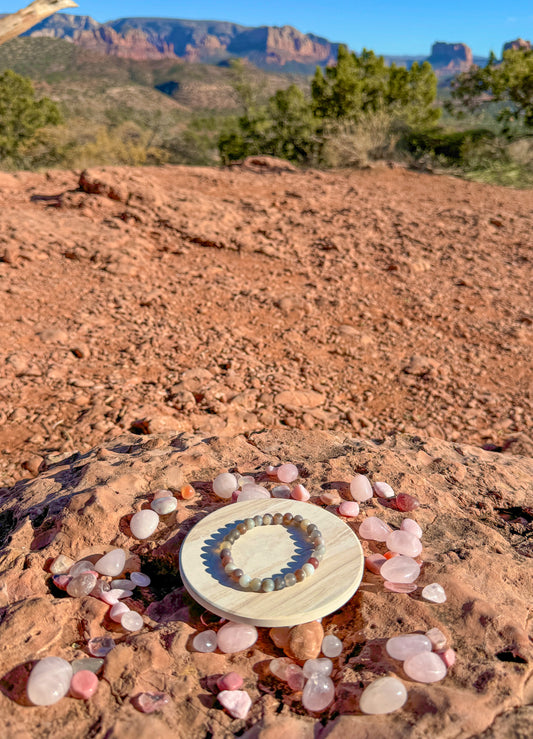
[400,127,497,166]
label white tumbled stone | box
[150,496,177,515]
[130,572,151,587]
[27,657,72,706]
[213,473,238,499]
[94,549,126,577]
[360,676,407,714]
[130,510,159,539]
[422,583,447,603]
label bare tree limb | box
[0,0,78,47]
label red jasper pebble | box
[393,493,420,512]
[307,557,319,569]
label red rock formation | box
[427,41,474,73]
[73,26,175,61]
[503,38,532,53]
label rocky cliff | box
[503,38,532,53]
[426,42,474,74]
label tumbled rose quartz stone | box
[365,553,387,575]
[322,634,343,658]
[303,658,333,678]
[277,463,299,483]
[359,676,407,714]
[237,484,270,501]
[27,657,73,706]
[217,672,244,691]
[393,493,420,512]
[50,554,74,575]
[99,589,124,606]
[110,602,130,622]
[386,634,432,661]
[272,484,291,498]
[438,648,456,668]
[131,509,159,539]
[213,472,238,499]
[372,481,395,499]
[386,531,423,558]
[384,582,418,593]
[217,622,258,653]
[403,651,447,683]
[426,627,447,651]
[150,496,177,515]
[350,474,373,502]
[121,611,143,632]
[380,555,421,583]
[236,475,255,487]
[359,516,392,542]
[422,583,447,603]
[94,548,126,577]
[134,692,170,713]
[291,484,310,501]
[266,465,278,477]
[110,579,135,590]
[153,488,172,499]
[400,518,423,538]
[52,574,70,590]
[270,657,297,681]
[87,636,115,657]
[338,501,359,517]
[69,560,95,578]
[287,665,306,691]
[70,670,98,699]
[192,630,217,653]
[67,573,97,597]
[218,690,252,719]
[130,572,151,587]
[302,675,335,712]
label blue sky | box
[5,0,533,55]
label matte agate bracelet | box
[219,512,326,592]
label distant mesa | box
[426,42,474,74]
[502,38,532,53]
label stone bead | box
[350,474,373,502]
[217,672,244,691]
[359,676,407,714]
[250,578,262,591]
[380,555,421,583]
[393,493,420,512]
[288,621,324,661]
[27,657,73,706]
[121,611,143,631]
[218,689,252,719]
[94,550,126,577]
[69,560,95,578]
[180,484,196,500]
[71,658,104,675]
[224,563,238,574]
[386,530,423,558]
[365,553,387,574]
[307,557,319,569]
[291,484,310,501]
[426,627,447,651]
[231,568,244,582]
[300,518,311,531]
[302,563,315,578]
[69,670,98,699]
[285,573,297,586]
[386,634,432,660]
[272,485,291,498]
[220,547,232,559]
[338,501,360,517]
[238,484,270,501]
[400,518,423,538]
[321,634,343,658]
[359,516,392,542]
[130,572,151,587]
[239,574,252,588]
[133,692,170,713]
[87,636,115,657]
[283,513,294,525]
[384,581,418,593]
[244,518,255,530]
[274,576,286,590]
[217,622,258,653]
[273,513,284,525]
[403,651,447,683]
[372,481,395,499]
[130,510,159,539]
[292,514,303,525]
[277,463,299,483]
[302,675,335,712]
[312,548,324,561]
[213,472,238,499]
[438,648,456,668]
[303,658,333,677]
[50,554,74,575]
[262,513,273,525]
[253,515,264,527]
[422,583,447,603]
[67,573,97,597]
[295,569,306,582]
[110,579,135,590]
[192,630,217,652]
[261,578,275,592]
[110,602,130,622]
[150,496,177,515]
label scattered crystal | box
[272,484,291,498]
[269,657,297,680]
[393,493,420,512]
[373,481,395,499]
[110,602,130,622]
[69,669,98,699]
[91,580,111,598]
[359,676,407,714]
[236,474,255,487]
[338,501,359,517]
[422,583,447,603]
[218,689,252,719]
[277,463,299,483]
[287,665,306,690]
[380,555,421,583]
[50,554,74,575]
[67,572,97,597]
[384,581,417,593]
[303,658,333,678]
[217,622,258,653]
[150,496,177,515]
[130,510,159,539]
[69,560,95,578]
[110,579,135,590]
[87,636,115,657]
[386,634,432,660]
[302,675,335,712]
[365,553,387,574]
[121,611,143,631]
[426,627,447,651]
[193,630,217,652]
[130,571,151,587]
[153,488,172,499]
[134,692,170,713]
[350,474,373,502]
[359,517,392,542]
[291,483,310,501]
[322,634,343,658]
[386,530,423,557]
[438,648,456,668]
[400,518,423,538]
[403,651,447,683]
[27,657,72,706]
[237,484,270,501]
[98,589,122,605]
[71,658,104,675]
[52,574,70,590]
[213,472,238,499]
[217,672,244,691]
[94,548,126,576]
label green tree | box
[0,69,62,162]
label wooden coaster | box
[179,499,364,627]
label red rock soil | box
[0,161,531,487]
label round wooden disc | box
[179,499,364,627]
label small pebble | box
[71,658,104,675]
[130,509,159,539]
[359,676,407,714]
[265,465,278,477]
[380,555,421,583]
[110,602,130,622]
[384,581,417,593]
[386,530,423,558]
[277,463,299,483]
[372,481,395,499]
[291,483,310,501]
[150,496,177,515]
[180,484,196,499]
[287,666,305,690]
[269,657,297,681]
[213,472,238,499]
[338,501,359,517]
[217,622,258,653]
[27,657,72,706]
[110,579,135,590]
[99,589,124,606]
[422,583,447,603]
[52,574,70,590]
[237,484,270,501]
[67,573,97,598]
[350,474,373,502]
[236,474,255,487]
[386,634,432,660]
[130,571,151,587]
[94,549,126,577]
[153,488,172,499]
[359,516,392,542]
[302,675,335,712]
[393,493,420,512]
[133,692,170,713]
[400,518,423,538]
[218,689,252,719]
[121,611,143,631]
[87,636,115,657]
[70,670,98,699]
[217,672,244,691]
[272,484,291,498]
[438,648,456,668]
[50,554,74,575]
[193,630,217,653]
[365,553,387,575]
[321,634,343,658]
[320,491,341,505]
[69,560,95,578]
[403,651,447,683]
[303,658,333,677]
[426,627,447,651]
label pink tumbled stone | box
[266,465,278,477]
[237,484,270,501]
[277,463,299,483]
[380,555,421,583]
[373,481,395,499]
[386,530,423,558]
[438,648,456,668]
[287,665,305,691]
[291,484,310,501]
[70,670,98,699]
[52,574,70,590]
[216,622,258,653]
[359,516,392,542]
[269,657,297,680]
[217,672,244,691]
[134,692,170,713]
[384,581,418,593]
[110,602,130,622]
[218,690,252,719]
[393,493,419,512]
[302,675,335,712]
[338,501,359,517]
[350,474,373,502]
[400,518,423,538]
[365,553,387,574]
[403,651,447,683]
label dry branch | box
[0,0,78,47]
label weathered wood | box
[0,0,78,47]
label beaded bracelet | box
[219,512,326,592]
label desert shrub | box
[400,127,497,166]
[319,111,402,168]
